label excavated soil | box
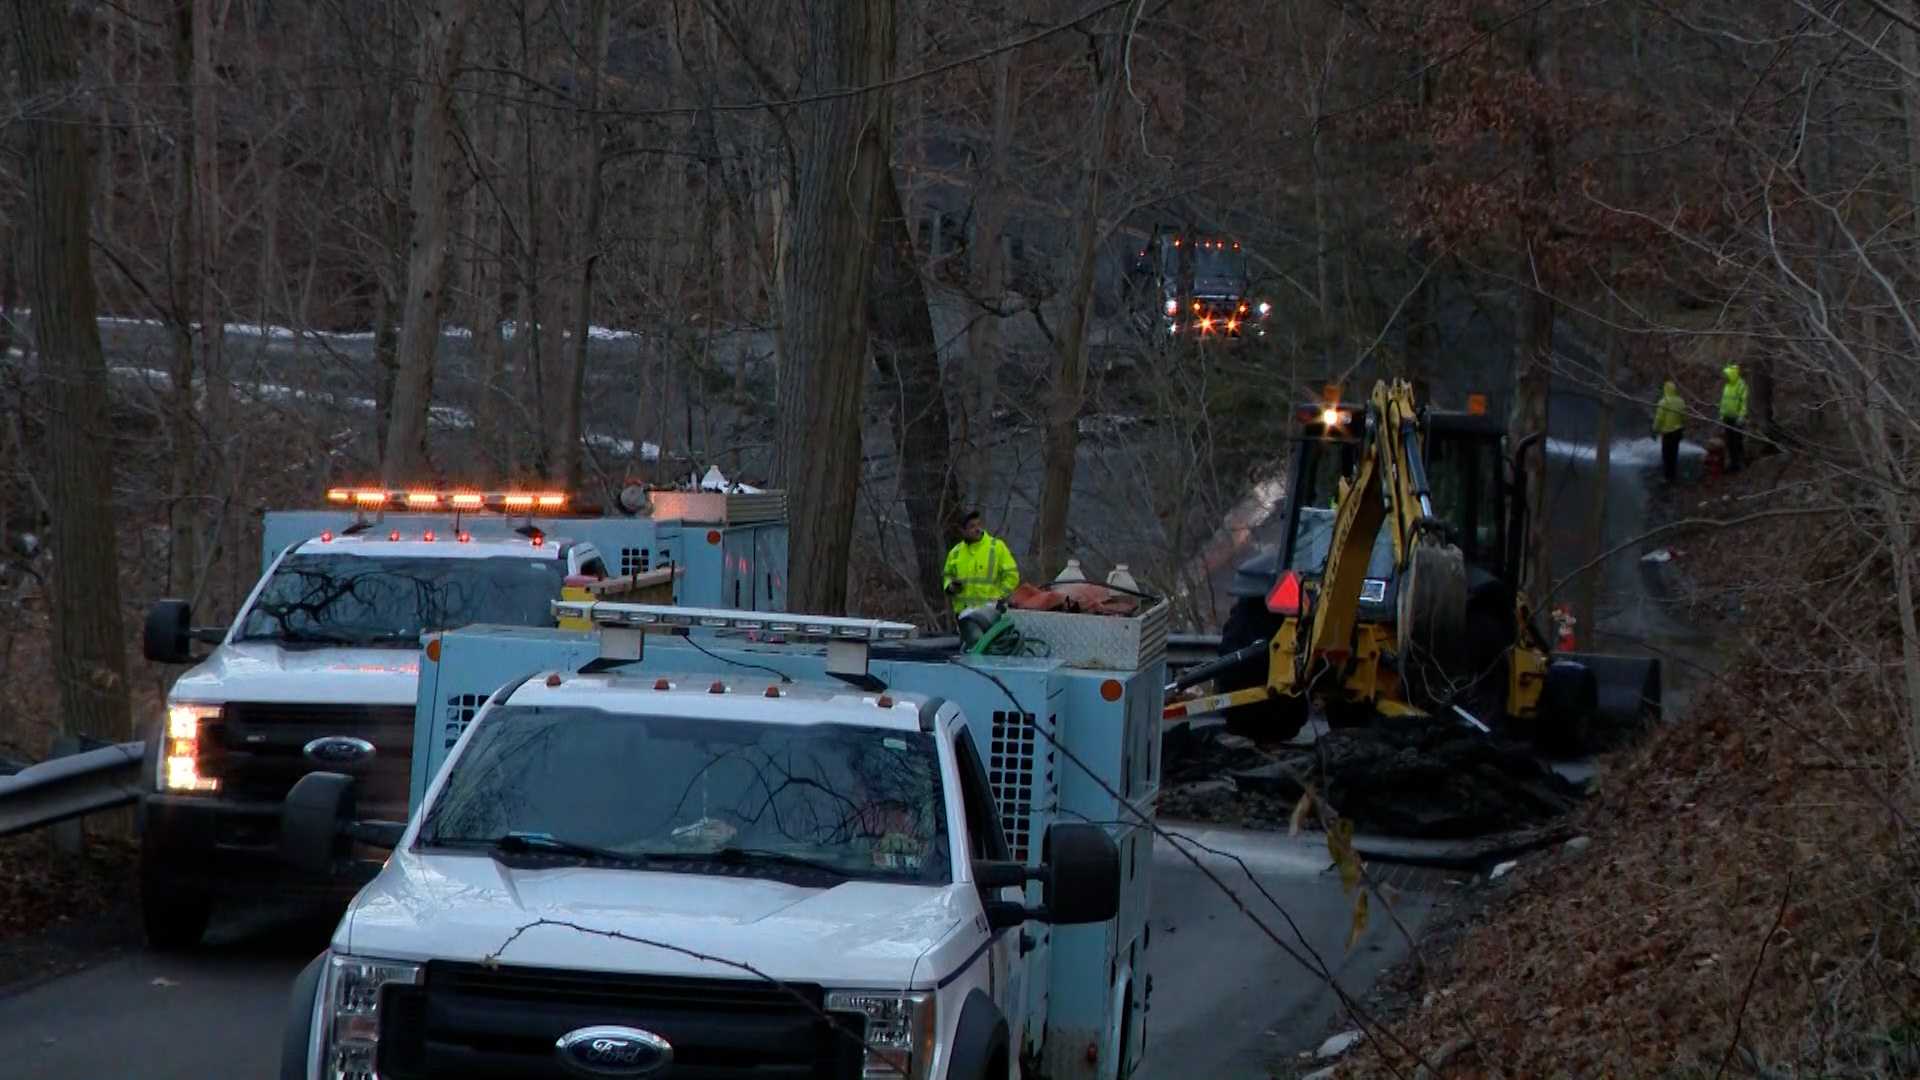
[1160,721,1586,839]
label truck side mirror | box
[143,599,225,664]
[143,600,193,664]
[280,772,357,876]
[973,823,1122,929]
[1039,823,1120,925]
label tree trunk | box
[1514,11,1557,601]
[868,170,960,616]
[775,0,895,615]
[11,0,133,744]
[1576,343,1614,646]
[961,48,1018,507]
[1030,2,1135,581]
[192,0,226,445]
[383,0,471,485]
[166,0,199,597]
[552,0,611,488]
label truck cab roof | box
[502,670,935,734]
[284,534,568,557]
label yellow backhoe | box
[1166,379,1659,754]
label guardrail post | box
[49,735,83,856]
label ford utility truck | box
[138,486,789,949]
[278,596,1166,1079]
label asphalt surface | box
[0,824,1434,1080]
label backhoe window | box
[1286,437,1395,579]
[1426,434,1503,566]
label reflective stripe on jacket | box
[943,533,1020,612]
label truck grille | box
[378,961,865,1079]
[196,701,414,812]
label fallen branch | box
[1713,870,1792,1080]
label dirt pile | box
[1160,721,1586,838]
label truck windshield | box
[419,705,952,886]
[234,553,565,647]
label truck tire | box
[139,847,210,950]
[281,951,327,1080]
[1216,596,1307,743]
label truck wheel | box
[139,848,211,950]
[1216,597,1307,743]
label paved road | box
[0,824,1434,1080]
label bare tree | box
[776,0,895,614]
[552,0,612,488]
[1031,0,1139,580]
[10,0,132,743]
[868,169,960,613]
[383,0,471,484]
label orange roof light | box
[503,494,535,511]
[326,489,352,504]
[354,490,388,507]
[406,491,439,508]
[536,493,567,509]
[449,493,484,509]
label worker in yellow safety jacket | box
[1652,380,1686,485]
[1718,364,1750,473]
[942,510,1020,614]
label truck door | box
[754,524,788,612]
[722,528,754,610]
[951,725,1026,1040]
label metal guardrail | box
[0,740,145,839]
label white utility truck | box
[139,486,788,948]
[277,596,1167,1079]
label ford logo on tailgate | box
[302,736,375,768]
[556,1026,672,1077]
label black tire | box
[139,847,211,950]
[282,952,328,1079]
[1216,596,1308,743]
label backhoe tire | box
[1217,596,1308,744]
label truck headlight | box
[320,954,422,1079]
[827,990,936,1079]
[162,703,221,793]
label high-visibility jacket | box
[1653,381,1686,435]
[943,533,1020,612]
[1720,365,1749,422]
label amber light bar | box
[324,488,569,513]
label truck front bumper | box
[140,793,383,900]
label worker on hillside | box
[942,510,1020,614]
[1652,379,1687,485]
[1719,364,1750,473]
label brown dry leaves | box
[1333,454,1920,1077]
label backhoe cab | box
[1175,381,1661,756]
